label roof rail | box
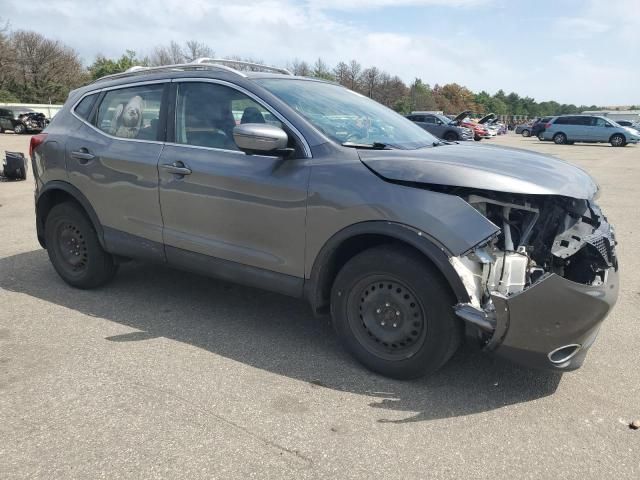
[192,58,293,75]
[91,58,292,85]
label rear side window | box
[574,116,592,126]
[95,84,165,140]
[554,117,568,125]
[74,94,98,120]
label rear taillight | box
[29,133,47,157]
[545,122,552,129]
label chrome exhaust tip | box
[548,344,582,366]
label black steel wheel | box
[349,277,427,361]
[331,245,462,379]
[45,202,117,288]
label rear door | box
[65,81,168,261]
[157,79,311,286]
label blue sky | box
[4,0,639,105]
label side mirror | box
[233,123,290,155]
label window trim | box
[167,78,312,158]
[71,80,170,145]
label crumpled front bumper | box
[485,267,619,370]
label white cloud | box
[554,17,610,38]
[307,0,492,9]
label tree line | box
[0,25,600,118]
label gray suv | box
[30,59,619,379]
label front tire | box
[44,202,118,289]
[14,124,25,134]
[610,134,626,147]
[443,132,458,142]
[330,245,462,379]
[553,133,567,145]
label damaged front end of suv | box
[451,191,619,370]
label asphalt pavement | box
[1,131,638,479]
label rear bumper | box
[486,267,619,370]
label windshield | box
[256,79,439,149]
[434,114,455,125]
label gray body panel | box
[358,142,599,199]
[65,122,165,247]
[158,144,310,277]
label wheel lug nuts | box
[376,308,381,314]
[381,321,385,326]
[393,323,397,328]
[395,311,400,316]
[385,302,390,307]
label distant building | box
[581,110,640,122]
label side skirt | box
[165,245,304,298]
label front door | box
[158,80,311,288]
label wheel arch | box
[36,181,104,249]
[304,221,470,315]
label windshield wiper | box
[342,141,393,150]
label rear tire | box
[553,133,567,145]
[521,129,531,137]
[44,202,117,289]
[474,136,482,141]
[330,245,462,379]
[610,134,626,147]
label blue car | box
[543,114,640,147]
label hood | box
[478,113,495,124]
[452,110,472,122]
[358,143,598,199]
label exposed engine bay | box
[450,190,617,341]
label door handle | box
[161,162,192,176]
[70,149,95,164]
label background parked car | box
[515,122,533,136]
[406,112,473,141]
[543,115,640,146]
[616,120,640,133]
[0,107,49,134]
[531,116,553,140]
[451,110,491,141]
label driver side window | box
[174,82,282,150]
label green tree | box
[88,50,146,81]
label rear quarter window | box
[74,93,98,121]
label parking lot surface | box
[1,132,639,479]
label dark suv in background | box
[0,107,48,134]
[29,59,619,379]
[531,116,552,140]
[405,112,473,141]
